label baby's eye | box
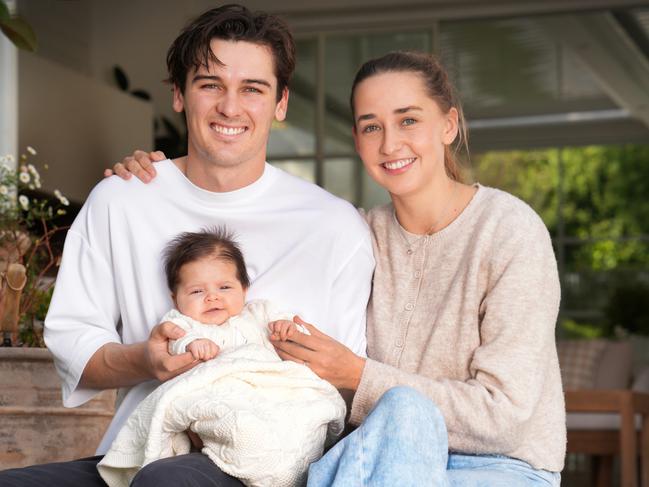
[190,289,203,295]
[402,118,417,126]
[220,285,232,290]
[361,124,380,134]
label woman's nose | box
[380,127,402,155]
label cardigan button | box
[405,303,414,311]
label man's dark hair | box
[166,3,295,100]
[164,226,251,293]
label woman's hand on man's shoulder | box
[103,150,166,183]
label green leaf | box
[0,1,9,22]
[1,17,37,52]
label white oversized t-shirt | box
[44,160,374,454]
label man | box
[1,5,373,486]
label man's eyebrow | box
[192,74,221,84]
[191,74,271,88]
[356,106,423,123]
[243,78,271,88]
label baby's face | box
[174,257,246,325]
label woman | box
[111,51,564,486]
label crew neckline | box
[394,183,484,243]
[157,159,278,206]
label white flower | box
[27,164,39,177]
[19,172,30,183]
[6,155,14,163]
[0,185,7,195]
[26,146,37,155]
[56,208,66,215]
[28,184,35,190]
[53,189,69,206]
[19,195,29,210]
[34,179,41,189]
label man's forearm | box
[79,341,152,389]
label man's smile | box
[210,123,248,136]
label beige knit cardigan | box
[351,185,566,472]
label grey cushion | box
[594,340,632,389]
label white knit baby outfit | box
[98,300,346,487]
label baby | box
[162,226,300,361]
[98,228,345,487]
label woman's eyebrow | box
[356,113,376,123]
[357,105,424,123]
[395,105,423,114]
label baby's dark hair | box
[164,226,251,293]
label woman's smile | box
[382,157,417,173]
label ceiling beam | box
[233,0,648,33]
[536,12,649,129]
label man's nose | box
[217,91,241,118]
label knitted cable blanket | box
[97,344,346,487]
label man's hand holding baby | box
[145,321,199,382]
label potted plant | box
[0,149,115,468]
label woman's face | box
[352,71,458,199]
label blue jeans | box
[308,386,561,487]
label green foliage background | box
[469,144,649,336]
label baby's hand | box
[268,320,298,341]
[186,339,220,361]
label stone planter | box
[0,347,115,468]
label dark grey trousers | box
[0,454,244,487]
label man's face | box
[173,39,288,181]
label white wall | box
[18,52,153,203]
[17,0,94,76]
[89,0,203,129]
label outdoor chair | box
[559,339,649,487]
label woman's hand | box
[270,316,366,391]
[103,150,166,182]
